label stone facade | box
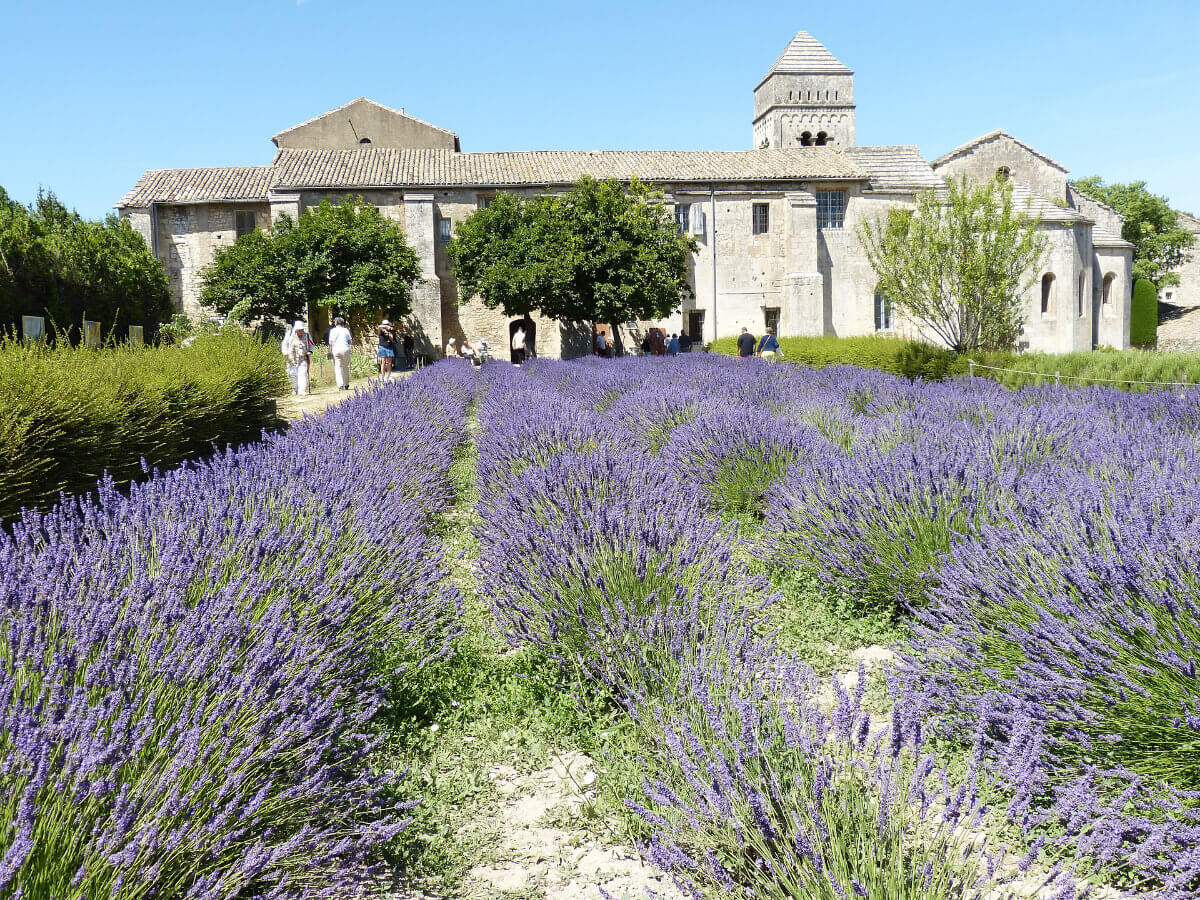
[1160,211,1200,309]
[117,31,1135,356]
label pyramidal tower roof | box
[765,32,852,78]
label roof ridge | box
[270,98,458,144]
[931,130,1069,172]
[764,31,852,80]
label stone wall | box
[753,71,856,148]
[933,134,1069,205]
[273,98,457,151]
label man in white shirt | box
[328,317,353,391]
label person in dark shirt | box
[756,328,782,363]
[678,332,692,353]
[402,332,415,370]
[737,327,757,358]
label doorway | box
[509,317,535,364]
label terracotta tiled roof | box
[117,167,273,208]
[843,146,942,191]
[764,32,852,77]
[931,130,1069,174]
[267,147,867,189]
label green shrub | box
[709,334,962,379]
[968,346,1200,390]
[0,330,287,518]
[1130,277,1159,347]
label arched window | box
[996,166,1011,181]
[815,131,829,146]
[799,131,813,146]
[1041,273,1056,315]
[358,137,372,145]
[1102,273,1115,308]
[1078,273,1086,317]
[874,290,893,331]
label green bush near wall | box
[1130,278,1159,347]
[708,333,1200,391]
[708,334,965,379]
[0,330,288,519]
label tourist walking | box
[512,326,527,364]
[679,332,692,353]
[757,327,782,363]
[328,316,352,391]
[737,327,757,359]
[667,333,679,357]
[281,321,314,395]
[594,330,608,357]
[377,320,397,377]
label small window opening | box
[799,131,813,146]
[752,203,770,235]
[1102,273,1115,307]
[438,217,452,243]
[234,210,255,239]
[359,137,372,145]
[874,290,893,331]
[815,132,829,146]
[1078,273,1086,318]
[996,166,1011,181]
[1041,273,1056,315]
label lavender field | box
[3,354,1199,899]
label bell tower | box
[753,32,856,149]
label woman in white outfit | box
[281,321,314,395]
[511,327,526,365]
[328,316,353,391]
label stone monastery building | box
[118,32,1134,357]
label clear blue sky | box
[4,0,1198,220]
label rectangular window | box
[752,203,770,235]
[235,210,256,238]
[439,217,452,243]
[477,195,495,209]
[764,307,781,334]
[675,204,689,234]
[686,310,705,343]
[816,191,846,229]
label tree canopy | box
[1071,177,1196,286]
[199,198,421,329]
[858,176,1047,353]
[446,177,697,326]
[0,187,171,339]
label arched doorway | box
[509,317,535,364]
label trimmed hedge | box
[1130,277,1158,347]
[0,330,288,518]
[708,334,964,380]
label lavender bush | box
[0,370,466,899]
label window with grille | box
[235,211,256,238]
[439,217,452,243]
[816,191,846,229]
[874,291,893,331]
[676,204,689,234]
[752,203,770,235]
[764,308,780,333]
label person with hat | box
[281,321,314,395]
[377,319,397,377]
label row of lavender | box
[470,354,1200,899]
[0,367,473,899]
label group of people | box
[444,336,495,366]
[736,326,783,362]
[281,316,421,397]
[636,330,692,357]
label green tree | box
[0,187,170,339]
[1130,277,1158,346]
[1071,177,1196,286]
[447,177,697,329]
[858,176,1047,353]
[200,198,421,328]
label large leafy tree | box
[200,198,420,328]
[0,187,170,338]
[447,177,697,327]
[1071,177,1196,286]
[858,176,1047,352]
